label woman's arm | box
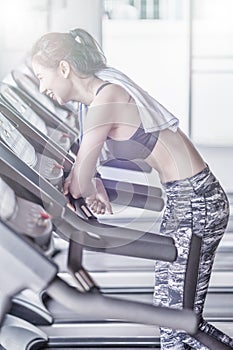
[64,103,115,199]
[63,85,131,214]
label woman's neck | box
[71,72,104,105]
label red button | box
[40,212,51,220]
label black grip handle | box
[68,194,97,220]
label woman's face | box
[32,59,72,105]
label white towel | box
[96,66,179,133]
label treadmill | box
[9,67,78,130]
[0,144,232,349]
[0,83,78,153]
[0,156,199,349]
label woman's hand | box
[64,169,112,215]
[63,167,74,197]
[63,166,85,199]
[86,178,113,215]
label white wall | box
[49,0,103,44]
[102,15,233,145]
[0,0,49,79]
[0,0,103,79]
[191,18,233,145]
[103,19,190,133]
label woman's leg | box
[153,189,196,350]
[153,176,232,350]
[182,183,233,349]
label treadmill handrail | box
[47,276,198,335]
[7,81,79,135]
[0,99,74,167]
[0,82,78,136]
[0,221,196,334]
[0,144,177,262]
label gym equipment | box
[0,98,74,165]
[0,220,197,350]
[0,142,232,349]
[1,189,232,349]
[0,147,166,337]
[102,177,163,212]
[0,110,64,187]
[10,68,78,130]
[0,82,76,151]
[0,141,175,261]
[0,177,53,252]
[1,170,196,349]
[37,200,233,348]
[0,139,174,329]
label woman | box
[30,28,232,349]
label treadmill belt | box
[39,321,233,349]
[39,322,160,349]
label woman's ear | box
[59,60,70,78]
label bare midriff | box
[144,127,207,184]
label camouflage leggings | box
[153,165,233,349]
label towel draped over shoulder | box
[96,66,179,133]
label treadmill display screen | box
[0,112,37,167]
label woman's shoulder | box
[93,82,131,105]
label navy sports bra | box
[96,82,159,161]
